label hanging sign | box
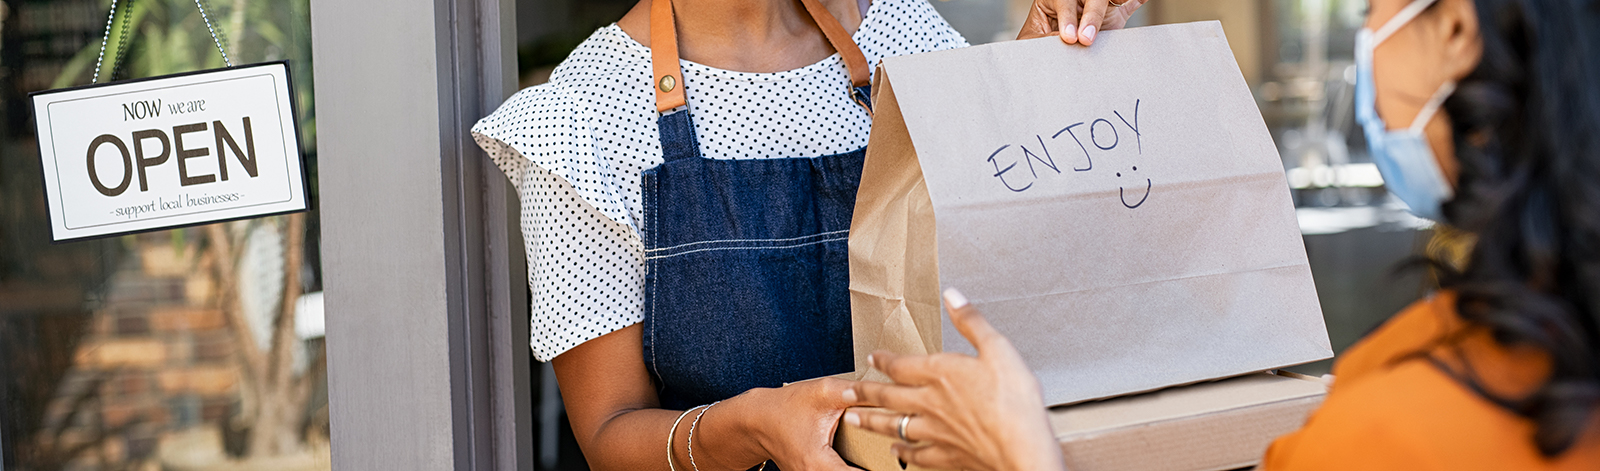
[30,61,309,242]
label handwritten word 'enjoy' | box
[985,99,1143,197]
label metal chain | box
[192,0,233,67]
[91,0,120,83]
[200,0,234,61]
[92,0,234,84]
[109,0,138,81]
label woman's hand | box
[723,377,871,471]
[1018,0,1150,45]
[554,325,867,471]
[842,289,1065,471]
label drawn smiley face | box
[1116,166,1150,209]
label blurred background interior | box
[1,1,325,470]
[1,0,1433,470]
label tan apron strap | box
[651,0,689,113]
[797,0,871,88]
[651,0,871,113]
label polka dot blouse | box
[472,0,968,362]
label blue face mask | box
[1355,0,1456,221]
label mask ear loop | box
[1372,0,1441,44]
[1409,81,1457,133]
[1368,0,1453,134]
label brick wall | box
[33,239,242,470]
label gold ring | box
[897,414,913,442]
[1110,0,1130,7]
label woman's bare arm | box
[553,324,759,470]
[553,324,868,471]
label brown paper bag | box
[848,21,1332,408]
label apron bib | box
[639,0,874,412]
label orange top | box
[1262,291,1600,470]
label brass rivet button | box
[658,75,676,93]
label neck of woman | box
[619,0,861,73]
[673,0,819,50]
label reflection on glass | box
[0,0,326,469]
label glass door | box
[0,1,328,468]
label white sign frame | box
[30,61,309,243]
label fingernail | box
[844,411,861,427]
[867,353,875,365]
[1083,25,1097,43]
[943,288,969,309]
[842,388,858,402]
[1061,24,1077,42]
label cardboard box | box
[1052,372,1326,471]
[835,21,1331,471]
[838,372,1327,471]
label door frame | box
[308,0,530,468]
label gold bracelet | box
[667,406,703,471]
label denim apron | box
[640,0,875,413]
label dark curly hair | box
[1436,0,1600,457]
